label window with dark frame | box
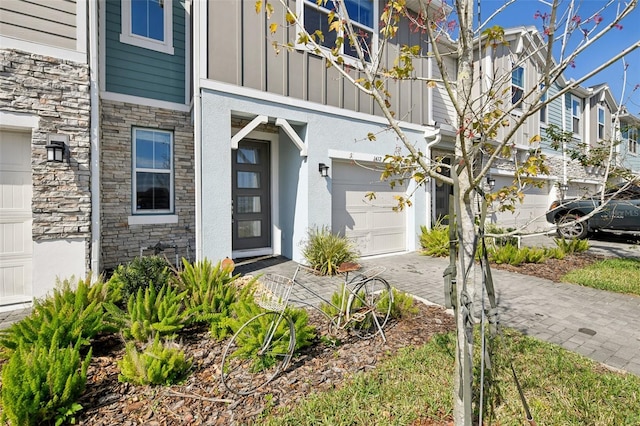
[132,128,174,213]
[597,106,605,140]
[511,66,524,109]
[301,0,374,62]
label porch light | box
[560,183,569,193]
[486,175,496,190]
[46,134,67,163]
[319,163,330,177]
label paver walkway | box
[235,251,640,376]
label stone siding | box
[0,49,91,249]
[100,100,195,270]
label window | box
[571,96,581,134]
[539,85,547,123]
[511,66,524,108]
[300,0,375,62]
[629,127,638,155]
[133,128,173,214]
[597,106,606,139]
[120,0,174,54]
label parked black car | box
[546,184,640,239]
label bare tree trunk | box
[453,0,476,424]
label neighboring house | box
[0,0,93,309]
[617,108,640,174]
[98,0,194,271]
[472,27,629,232]
[194,0,449,263]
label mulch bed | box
[490,252,603,282]
[76,303,456,425]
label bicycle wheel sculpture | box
[221,311,295,395]
[347,277,392,339]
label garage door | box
[491,176,551,232]
[332,160,406,256]
[0,130,33,306]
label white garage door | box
[491,176,551,232]
[0,130,33,306]
[332,160,406,256]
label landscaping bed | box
[76,303,455,425]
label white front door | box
[332,160,407,256]
[0,130,33,306]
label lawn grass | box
[262,330,640,425]
[562,258,640,296]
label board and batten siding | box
[104,0,186,104]
[540,81,563,155]
[207,0,432,126]
[0,0,76,50]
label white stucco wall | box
[32,239,87,300]
[200,88,430,263]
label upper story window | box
[121,0,174,55]
[597,106,606,140]
[571,96,581,135]
[539,85,547,124]
[511,66,524,109]
[629,127,638,155]
[300,0,375,62]
[133,128,174,214]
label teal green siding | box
[540,82,563,154]
[105,0,186,104]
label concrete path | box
[235,251,640,377]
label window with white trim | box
[300,0,375,62]
[571,96,581,135]
[629,127,638,155]
[511,66,524,109]
[597,105,605,140]
[120,0,174,55]
[132,128,174,214]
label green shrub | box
[419,224,449,257]
[124,284,189,342]
[489,244,527,266]
[522,246,548,264]
[118,336,192,386]
[230,296,315,354]
[108,255,173,302]
[0,276,122,357]
[385,288,419,319]
[554,237,590,254]
[485,224,519,247]
[0,332,91,426]
[302,226,359,276]
[544,247,566,260]
[174,258,243,340]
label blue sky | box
[480,0,640,115]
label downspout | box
[89,0,101,275]
[193,0,203,260]
[425,128,441,230]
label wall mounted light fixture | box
[318,163,330,177]
[46,134,68,163]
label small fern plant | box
[174,258,243,339]
[554,237,590,254]
[0,331,91,426]
[124,284,189,342]
[0,276,122,357]
[118,336,192,386]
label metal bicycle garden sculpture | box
[220,262,393,395]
